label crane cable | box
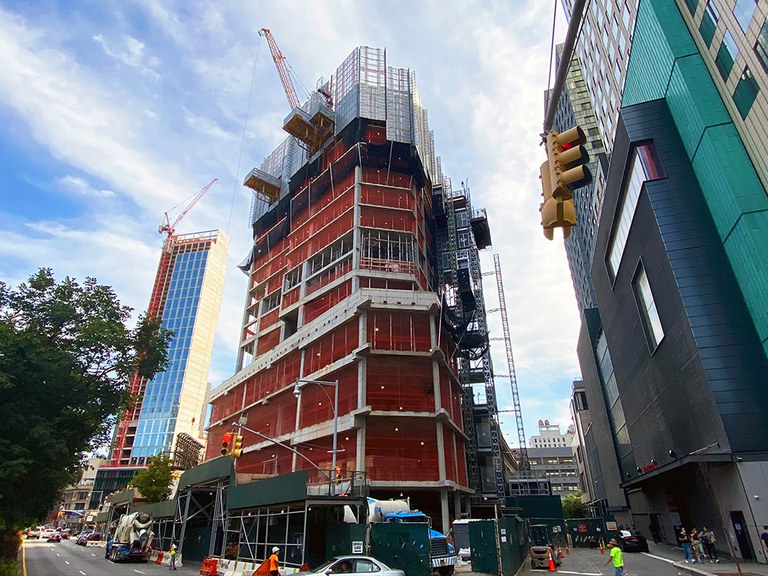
[227,34,263,235]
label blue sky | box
[0,1,578,446]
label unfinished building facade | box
[206,46,504,529]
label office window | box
[607,142,664,278]
[734,0,757,31]
[633,263,664,349]
[733,67,760,119]
[699,2,719,47]
[683,0,699,14]
[715,32,738,80]
[755,17,768,73]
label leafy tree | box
[0,269,172,562]
[561,491,587,519]
[131,455,175,503]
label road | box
[518,547,689,575]
[22,538,197,576]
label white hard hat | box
[272,546,280,553]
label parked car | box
[76,532,103,545]
[616,530,649,552]
[299,556,405,576]
[26,528,40,539]
[60,529,70,539]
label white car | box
[301,556,405,576]
[40,529,55,540]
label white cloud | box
[57,175,116,198]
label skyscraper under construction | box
[207,45,512,528]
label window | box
[715,31,738,80]
[733,67,760,119]
[733,0,757,31]
[607,142,664,278]
[633,263,664,349]
[683,0,699,14]
[755,17,768,73]
[699,1,719,47]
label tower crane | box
[259,28,301,110]
[158,178,218,242]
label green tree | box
[0,269,172,563]
[561,491,587,519]
[131,455,175,503]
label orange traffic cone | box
[600,539,605,554]
[548,548,557,572]
[558,546,564,559]
[565,546,570,555]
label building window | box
[699,2,719,47]
[755,18,768,73]
[683,0,699,15]
[715,32,738,80]
[633,263,664,350]
[606,142,664,278]
[733,67,760,119]
[733,0,757,31]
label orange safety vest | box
[269,553,279,571]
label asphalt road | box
[22,539,198,576]
[519,547,687,576]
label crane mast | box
[494,253,529,471]
[259,28,301,110]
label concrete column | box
[441,490,450,535]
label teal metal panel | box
[724,214,768,345]
[133,499,176,519]
[370,523,431,576]
[227,470,309,509]
[468,520,498,575]
[177,456,233,490]
[692,124,768,238]
[667,56,731,160]
[622,0,697,107]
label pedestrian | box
[269,546,281,576]
[761,526,768,557]
[690,529,704,563]
[604,538,625,576]
[679,527,694,563]
[169,540,178,570]
[701,526,720,563]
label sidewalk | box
[645,542,768,576]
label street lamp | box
[293,378,339,486]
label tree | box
[0,269,172,562]
[561,491,587,519]
[131,455,175,503]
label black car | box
[616,530,649,552]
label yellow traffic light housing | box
[231,433,244,459]
[539,126,591,240]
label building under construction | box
[207,44,520,529]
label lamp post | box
[293,378,339,486]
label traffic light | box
[221,432,233,456]
[231,433,244,459]
[539,126,592,240]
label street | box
[517,546,711,576]
[22,539,198,576]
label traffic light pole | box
[543,0,588,133]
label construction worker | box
[604,538,624,576]
[269,546,281,576]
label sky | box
[0,1,578,447]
